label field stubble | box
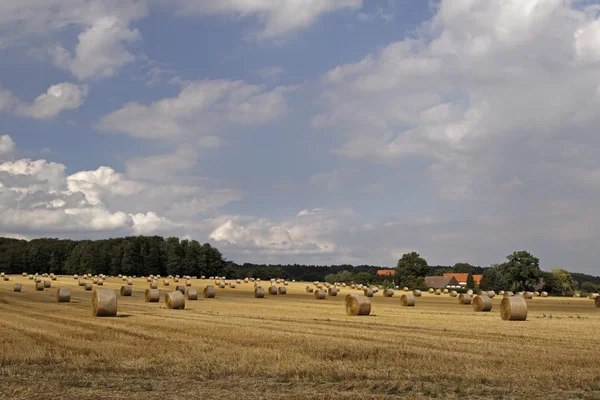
[1,276,599,399]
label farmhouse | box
[424,276,461,289]
[443,273,482,288]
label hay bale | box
[219,283,225,289]
[229,282,236,288]
[120,286,132,296]
[43,280,51,288]
[57,288,71,303]
[534,291,540,297]
[449,290,458,297]
[28,275,34,280]
[364,288,374,297]
[504,291,514,297]
[413,290,422,297]
[203,285,216,298]
[127,279,133,286]
[150,280,158,289]
[163,279,170,287]
[185,280,192,287]
[146,277,152,283]
[541,291,548,297]
[174,278,179,283]
[443,289,449,294]
[500,296,528,321]
[499,290,505,296]
[523,292,534,299]
[22,272,27,277]
[145,289,160,302]
[14,283,22,292]
[467,289,474,295]
[588,293,599,300]
[97,278,103,286]
[268,285,277,295]
[428,288,434,294]
[284,281,289,286]
[596,296,600,308]
[278,286,286,295]
[487,291,496,298]
[305,285,314,293]
[383,289,394,297]
[51,275,57,281]
[314,289,326,299]
[85,283,93,291]
[93,278,98,284]
[244,278,249,283]
[328,287,338,296]
[473,295,492,312]
[435,289,442,295]
[402,287,409,292]
[92,289,118,317]
[458,293,472,305]
[401,293,415,307]
[516,292,524,296]
[254,287,265,298]
[176,285,185,294]
[78,279,85,287]
[35,281,44,291]
[573,293,581,298]
[165,291,185,310]
[187,288,198,300]
[345,294,371,316]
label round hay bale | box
[244,278,249,283]
[458,293,472,305]
[78,279,85,287]
[175,285,185,294]
[351,284,356,289]
[268,285,277,295]
[523,292,534,299]
[364,288,374,297]
[254,287,265,298]
[305,285,314,293]
[22,272,27,277]
[487,291,496,298]
[278,286,286,295]
[120,286,132,296]
[44,280,51,288]
[57,288,71,303]
[97,278,103,286]
[449,290,458,297]
[443,289,449,294]
[174,278,179,283]
[219,283,225,289]
[573,293,581,298]
[435,289,442,295]
[51,275,57,281]
[185,280,192,287]
[28,275,34,280]
[236,279,241,284]
[345,294,371,316]
[595,296,600,308]
[401,293,415,307]
[163,279,170,287]
[127,279,133,286]
[145,289,160,302]
[402,287,409,292]
[85,283,92,291]
[165,291,185,310]
[499,290,505,296]
[284,281,289,286]
[314,289,326,300]
[328,287,338,296]
[588,293,599,300]
[35,281,44,291]
[500,296,528,321]
[186,288,198,300]
[473,295,492,312]
[428,288,434,294]
[516,292,524,296]
[467,289,474,295]
[146,277,152,282]
[3,276,9,281]
[504,291,514,297]
[534,291,540,297]
[413,290,422,297]
[92,289,117,317]
[150,280,158,289]
[14,283,22,292]
[229,282,236,288]
[541,291,548,297]
[203,285,216,298]
[93,278,98,284]
[383,289,394,297]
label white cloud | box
[0,83,88,119]
[168,0,363,40]
[99,79,290,140]
[0,135,15,156]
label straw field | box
[0,276,599,399]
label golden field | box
[0,275,599,399]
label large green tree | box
[395,252,429,288]
[503,250,542,291]
[453,263,475,274]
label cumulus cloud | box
[0,135,15,156]
[167,0,363,40]
[0,83,88,119]
[99,79,290,140]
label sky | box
[1,0,600,274]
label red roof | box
[443,273,482,285]
[377,269,395,276]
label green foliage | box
[466,272,475,289]
[479,264,508,292]
[325,270,374,285]
[453,263,475,274]
[503,250,542,291]
[581,281,600,294]
[551,269,578,295]
[395,252,428,287]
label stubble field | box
[0,275,599,399]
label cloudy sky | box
[1,0,600,273]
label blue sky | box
[1,0,600,274]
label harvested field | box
[0,276,599,399]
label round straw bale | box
[28,275,34,280]
[57,288,71,303]
[163,279,170,286]
[328,287,338,296]
[92,289,117,317]
[174,278,179,283]
[458,293,472,305]
[428,288,434,294]
[345,294,371,316]
[165,291,185,309]
[268,285,277,295]
[145,288,160,302]
[284,281,289,285]
[150,280,158,289]
[504,291,514,297]
[203,285,216,298]
[351,284,356,289]
[467,289,474,295]
[435,289,442,295]
[127,279,133,286]
[443,289,449,294]
[305,285,314,293]
[523,292,534,299]
[573,293,581,298]
[219,283,225,289]
[473,295,492,312]
[43,280,51,288]
[51,275,57,281]
[93,278,98,284]
[541,291,548,297]
[534,291,540,297]
[449,290,458,297]
[363,288,374,297]
[487,291,496,298]
[401,293,415,306]
[314,289,326,299]
[402,287,409,292]
[278,286,286,295]
[185,280,192,287]
[588,293,599,300]
[78,279,85,286]
[500,296,528,321]
[175,285,185,294]
[146,277,152,282]
[413,290,422,297]
[186,288,198,300]
[120,286,132,296]
[244,278,249,283]
[236,279,241,284]
[85,283,92,291]
[22,272,27,277]
[229,282,236,288]
[14,283,22,292]
[3,276,8,281]
[35,277,42,283]
[254,287,265,298]
[383,289,394,297]
[97,278,103,286]
[499,290,505,296]
[35,281,44,291]
[596,296,600,308]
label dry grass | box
[0,276,599,399]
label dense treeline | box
[0,237,225,278]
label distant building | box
[377,269,395,276]
[443,273,482,287]
[424,276,461,289]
